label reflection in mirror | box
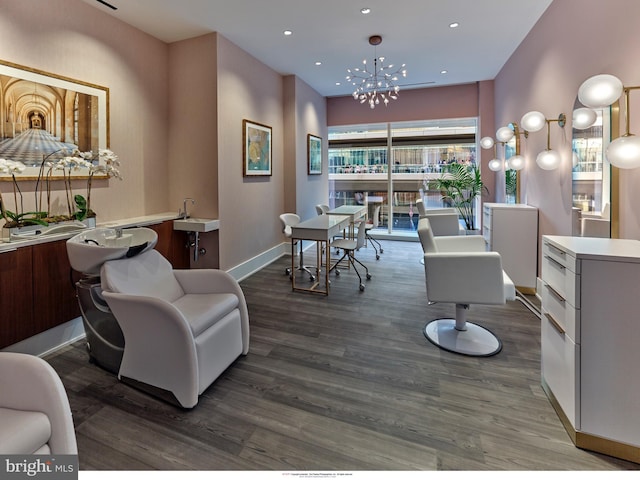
[571,99,611,238]
[504,138,518,203]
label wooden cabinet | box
[0,219,190,349]
[541,235,640,463]
[0,247,34,348]
[483,203,538,292]
[148,221,190,269]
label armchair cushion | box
[173,293,239,336]
[0,408,51,454]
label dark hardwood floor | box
[45,239,638,472]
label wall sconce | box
[482,123,529,171]
[520,111,567,170]
[578,74,640,169]
[479,136,505,171]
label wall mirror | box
[571,99,618,238]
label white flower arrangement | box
[1,148,122,228]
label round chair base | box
[424,319,502,357]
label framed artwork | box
[243,119,272,176]
[0,59,109,181]
[308,134,322,175]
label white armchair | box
[418,218,515,356]
[416,199,464,235]
[0,352,77,454]
[100,249,250,408]
[580,202,611,238]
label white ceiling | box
[81,0,552,98]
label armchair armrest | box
[173,269,250,354]
[424,252,506,305]
[101,291,200,407]
[0,353,77,454]
[433,235,487,252]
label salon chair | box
[418,218,515,356]
[100,249,250,408]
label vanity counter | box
[0,212,179,253]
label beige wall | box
[495,0,640,241]
[0,0,170,222]
[0,0,330,274]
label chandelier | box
[346,35,407,109]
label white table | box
[326,205,367,239]
[290,215,350,295]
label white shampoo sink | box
[173,217,219,233]
[66,227,158,275]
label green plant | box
[505,169,517,200]
[430,163,488,230]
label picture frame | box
[308,134,322,175]
[243,119,272,176]
[0,59,109,181]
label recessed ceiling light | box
[335,82,341,86]
[283,30,293,36]
[315,61,322,66]
[361,7,371,14]
[441,70,448,74]
[449,22,459,28]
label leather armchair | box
[100,249,250,408]
[0,352,77,454]
[418,218,515,356]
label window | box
[328,119,478,235]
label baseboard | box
[1,316,86,357]
[227,242,289,282]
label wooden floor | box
[45,239,638,472]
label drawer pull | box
[545,284,566,303]
[546,243,566,257]
[545,312,566,335]
[544,255,565,270]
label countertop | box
[0,212,181,254]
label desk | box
[290,215,350,295]
[326,205,367,238]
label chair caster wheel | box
[380,249,384,254]
[285,268,291,276]
[309,275,315,282]
[335,270,340,276]
[376,255,380,260]
[359,284,365,291]
[366,273,372,280]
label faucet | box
[179,198,195,219]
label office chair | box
[331,219,371,291]
[280,213,315,281]
[363,204,383,259]
[315,204,330,215]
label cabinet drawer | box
[541,313,580,429]
[542,240,578,272]
[542,254,580,308]
[542,283,580,343]
[482,225,491,245]
[483,208,492,232]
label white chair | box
[331,219,371,291]
[363,204,383,260]
[315,204,330,215]
[0,352,77,454]
[416,199,465,235]
[100,249,250,408]
[279,213,315,281]
[418,218,515,357]
[581,202,611,238]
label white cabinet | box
[482,203,538,291]
[541,235,640,463]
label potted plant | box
[430,163,488,231]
